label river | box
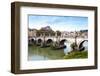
[28,41,88,61]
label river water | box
[28,41,88,61]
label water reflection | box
[28,41,88,61]
[28,46,65,61]
[64,41,72,55]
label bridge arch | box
[46,39,53,46]
[46,39,53,44]
[28,38,35,44]
[28,39,31,44]
[37,39,43,44]
[31,39,34,42]
[79,40,88,51]
[60,39,67,45]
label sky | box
[28,15,88,32]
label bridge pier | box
[29,36,88,51]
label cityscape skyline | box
[28,15,88,32]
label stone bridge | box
[29,36,88,47]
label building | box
[28,26,88,38]
[28,28,37,38]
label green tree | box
[56,30,61,36]
[70,42,78,51]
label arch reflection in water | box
[64,41,72,55]
[28,40,88,61]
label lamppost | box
[74,30,78,50]
[34,30,37,45]
[75,30,78,45]
[43,32,46,47]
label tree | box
[70,42,78,51]
[56,30,61,36]
[70,31,78,51]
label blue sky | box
[28,15,88,31]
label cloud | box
[29,15,88,31]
